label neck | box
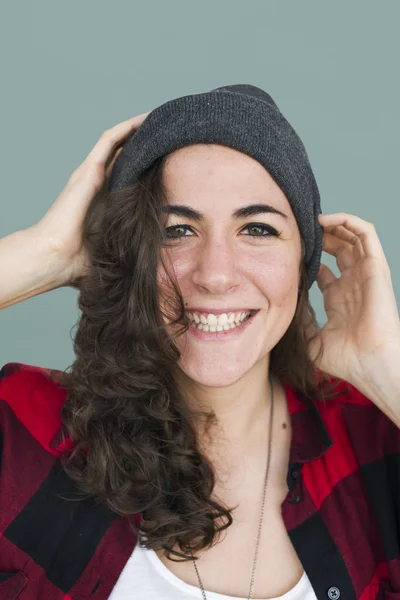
[173,357,277,453]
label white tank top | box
[108,542,318,600]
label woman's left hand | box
[305,212,400,385]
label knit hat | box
[108,84,323,289]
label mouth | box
[185,309,259,340]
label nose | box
[191,235,242,294]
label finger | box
[86,111,151,169]
[322,230,359,273]
[318,213,385,261]
[322,228,364,271]
[326,225,365,258]
[316,263,337,292]
[105,146,124,179]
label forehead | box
[162,143,295,219]
[164,143,272,177]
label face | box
[158,144,303,389]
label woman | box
[0,84,399,600]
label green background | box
[1,1,399,370]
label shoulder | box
[0,362,70,457]
[0,363,72,535]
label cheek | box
[156,263,169,289]
[157,251,194,304]
[158,248,191,282]
[247,253,299,302]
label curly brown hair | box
[59,153,343,562]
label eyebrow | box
[161,203,288,221]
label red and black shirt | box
[0,362,399,600]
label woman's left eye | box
[164,223,281,240]
[242,223,282,238]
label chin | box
[177,359,254,388]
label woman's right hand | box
[32,111,150,288]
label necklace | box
[191,375,275,600]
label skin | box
[158,143,303,450]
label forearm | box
[0,227,68,310]
[352,340,400,429]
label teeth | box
[207,314,218,326]
[216,313,228,326]
[186,310,253,332]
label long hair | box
[59,154,343,561]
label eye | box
[164,225,195,240]
[241,223,282,238]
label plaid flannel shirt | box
[0,362,399,600]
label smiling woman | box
[1,84,398,600]
[53,86,352,598]
[57,125,333,598]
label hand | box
[31,111,150,287]
[305,212,400,385]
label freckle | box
[282,422,287,429]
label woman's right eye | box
[164,225,194,239]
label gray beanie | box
[108,84,323,290]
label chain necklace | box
[191,375,275,600]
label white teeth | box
[186,310,253,332]
[217,313,228,326]
[207,314,218,326]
